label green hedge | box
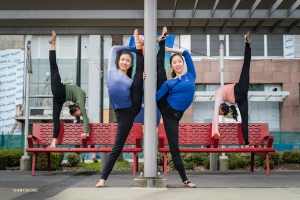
[35,153,64,171]
[66,153,81,167]
[0,149,24,170]
[0,149,64,171]
[157,151,300,170]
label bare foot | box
[246,31,252,45]
[134,29,143,49]
[48,30,57,44]
[156,26,167,43]
[96,179,105,187]
[81,133,89,138]
[47,138,57,148]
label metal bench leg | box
[136,155,139,175]
[47,153,51,172]
[31,153,36,176]
[133,153,137,176]
[163,153,168,176]
[251,153,255,172]
[266,153,270,176]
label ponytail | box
[221,103,239,121]
[229,105,239,121]
[69,104,78,116]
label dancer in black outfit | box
[212,31,253,146]
[96,29,145,187]
[156,27,196,188]
[48,30,90,148]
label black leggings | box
[156,40,187,183]
[234,43,251,145]
[101,49,144,180]
[49,51,66,138]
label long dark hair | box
[221,103,239,121]
[69,105,78,116]
[115,50,133,78]
[170,53,184,78]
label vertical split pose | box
[212,32,253,146]
[48,31,89,148]
[96,29,144,187]
[156,27,197,188]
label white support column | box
[264,35,268,57]
[88,35,101,123]
[20,35,32,171]
[179,35,191,52]
[226,35,229,57]
[144,0,157,184]
[207,35,210,57]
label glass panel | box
[267,35,283,56]
[56,59,77,85]
[30,59,39,83]
[229,35,244,56]
[195,84,206,91]
[38,59,51,85]
[249,84,264,91]
[251,35,264,56]
[191,35,207,56]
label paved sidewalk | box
[1,171,300,200]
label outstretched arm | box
[108,46,136,71]
[165,47,184,54]
[77,95,90,134]
[212,94,222,138]
[182,50,196,79]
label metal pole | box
[76,35,82,123]
[100,35,104,123]
[22,39,31,159]
[144,0,157,181]
[220,42,224,88]
[220,42,227,158]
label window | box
[249,84,264,91]
[229,35,244,56]
[191,35,207,56]
[267,35,283,56]
[251,35,264,56]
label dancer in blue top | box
[96,29,144,187]
[156,27,196,188]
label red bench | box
[158,123,275,176]
[27,123,143,176]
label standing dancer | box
[212,31,253,147]
[96,29,144,187]
[156,27,197,188]
[48,30,89,148]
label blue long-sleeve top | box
[107,46,136,110]
[156,50,196,111]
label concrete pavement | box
[1,171,300,200]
